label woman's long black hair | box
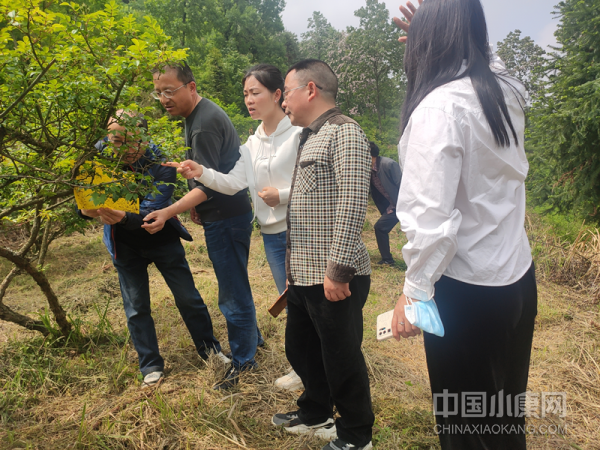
[401,0,519,147]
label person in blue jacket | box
[368,141,402,266]
[79,111,228,387]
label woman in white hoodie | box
[170,64,303,390]
[177,64,299,294]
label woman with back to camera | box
[162,64,303,391]
[391,1,537,449]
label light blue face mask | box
[404,297,445,337]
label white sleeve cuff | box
[278,188,290,205]
[403,280,431,302]
[194,170,215,185]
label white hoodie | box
[196,115,301,234]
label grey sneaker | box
[272,411,337,440]
[322,439,373,450]
[141,371,163,388]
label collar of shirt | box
[299,107,343,146]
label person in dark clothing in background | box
[369,141,402,266]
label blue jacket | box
[81,140,193,258]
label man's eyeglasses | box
[108,132,143,148]
[282,83,323,100]
[109,138,142,149]
[151,83,188,100]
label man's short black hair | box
[286,59,338,101]
[369,141,380,157]
[152,61,195,85]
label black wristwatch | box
[118,214,128,225]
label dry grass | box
[0,206,598,449]
[527,213,600,301]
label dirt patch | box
[0,221,29,251]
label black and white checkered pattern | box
[286,108,372,286]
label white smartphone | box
[376,309,395,341]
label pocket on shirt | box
[296,160,317,194]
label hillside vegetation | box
[0,205,598,450]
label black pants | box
[286,276,374,446]
[374,212,399,262]
[424,263,537,450]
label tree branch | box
[0,301,49,336]
[0,267,45,340]
[18,203,42,256]
[0,267,20,303]
[44,195,75,212]
[100,78,128,139]
[0,59,56,121]
[0,245,71,336]
[37,217,52,267]
[0,138,56,170]
[0,190,72,221]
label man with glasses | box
[271,59,374,450]
[143,62,261,390]
[79,110,227,388]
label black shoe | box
[213,365,241,391]
[322,438,372,450]
[377,259,395,266]
[212,363,255,391]
[272,411,337,439]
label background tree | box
[300,1,405,155]
[341,0,405,129]
[280,30,303,66]
[136,0,293,114]
[300,11,340,61]
[496,30,547,99]
[0,0,185,336]
[527,0,600,218]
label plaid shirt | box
[286,107,372,286]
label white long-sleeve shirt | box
[397,61,532,301]
[196,115,301,234]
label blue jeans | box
[203,211,259,368]
[113,240,221,376]
[262,231,287,295]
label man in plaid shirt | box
[271,59,374,450]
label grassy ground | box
[0,205,598,449]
